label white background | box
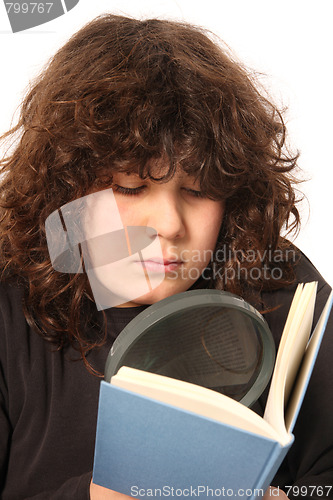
[0,0,332,285]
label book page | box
[159,310,260,385]
[286,290,333,432]
[263,282,317,439]
[112,366,290,444]
[283,283,317,403]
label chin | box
[127,279,194,306]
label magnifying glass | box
[105,289,275,408]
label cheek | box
[198,202,224,246]
[113,198,138,226]
[188,204,223,271]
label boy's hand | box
[90,480,137,500]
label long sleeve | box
[0,282,102,500]
[0,280,142,500]
[16,474,91,500]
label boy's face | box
[85,167,224,308]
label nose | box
[147,192,186,241]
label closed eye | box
[113,184,204,198]
[113,185,146,196]
[183,188,204,198]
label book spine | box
[249,441,292,499]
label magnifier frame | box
[105,289,275,408]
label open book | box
[93,283,333,499]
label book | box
[92,282,333,499]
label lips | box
[149,258,182,265]
[137,257,183,273]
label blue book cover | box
[93,382,291,499]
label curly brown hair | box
[0,14,301,372]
